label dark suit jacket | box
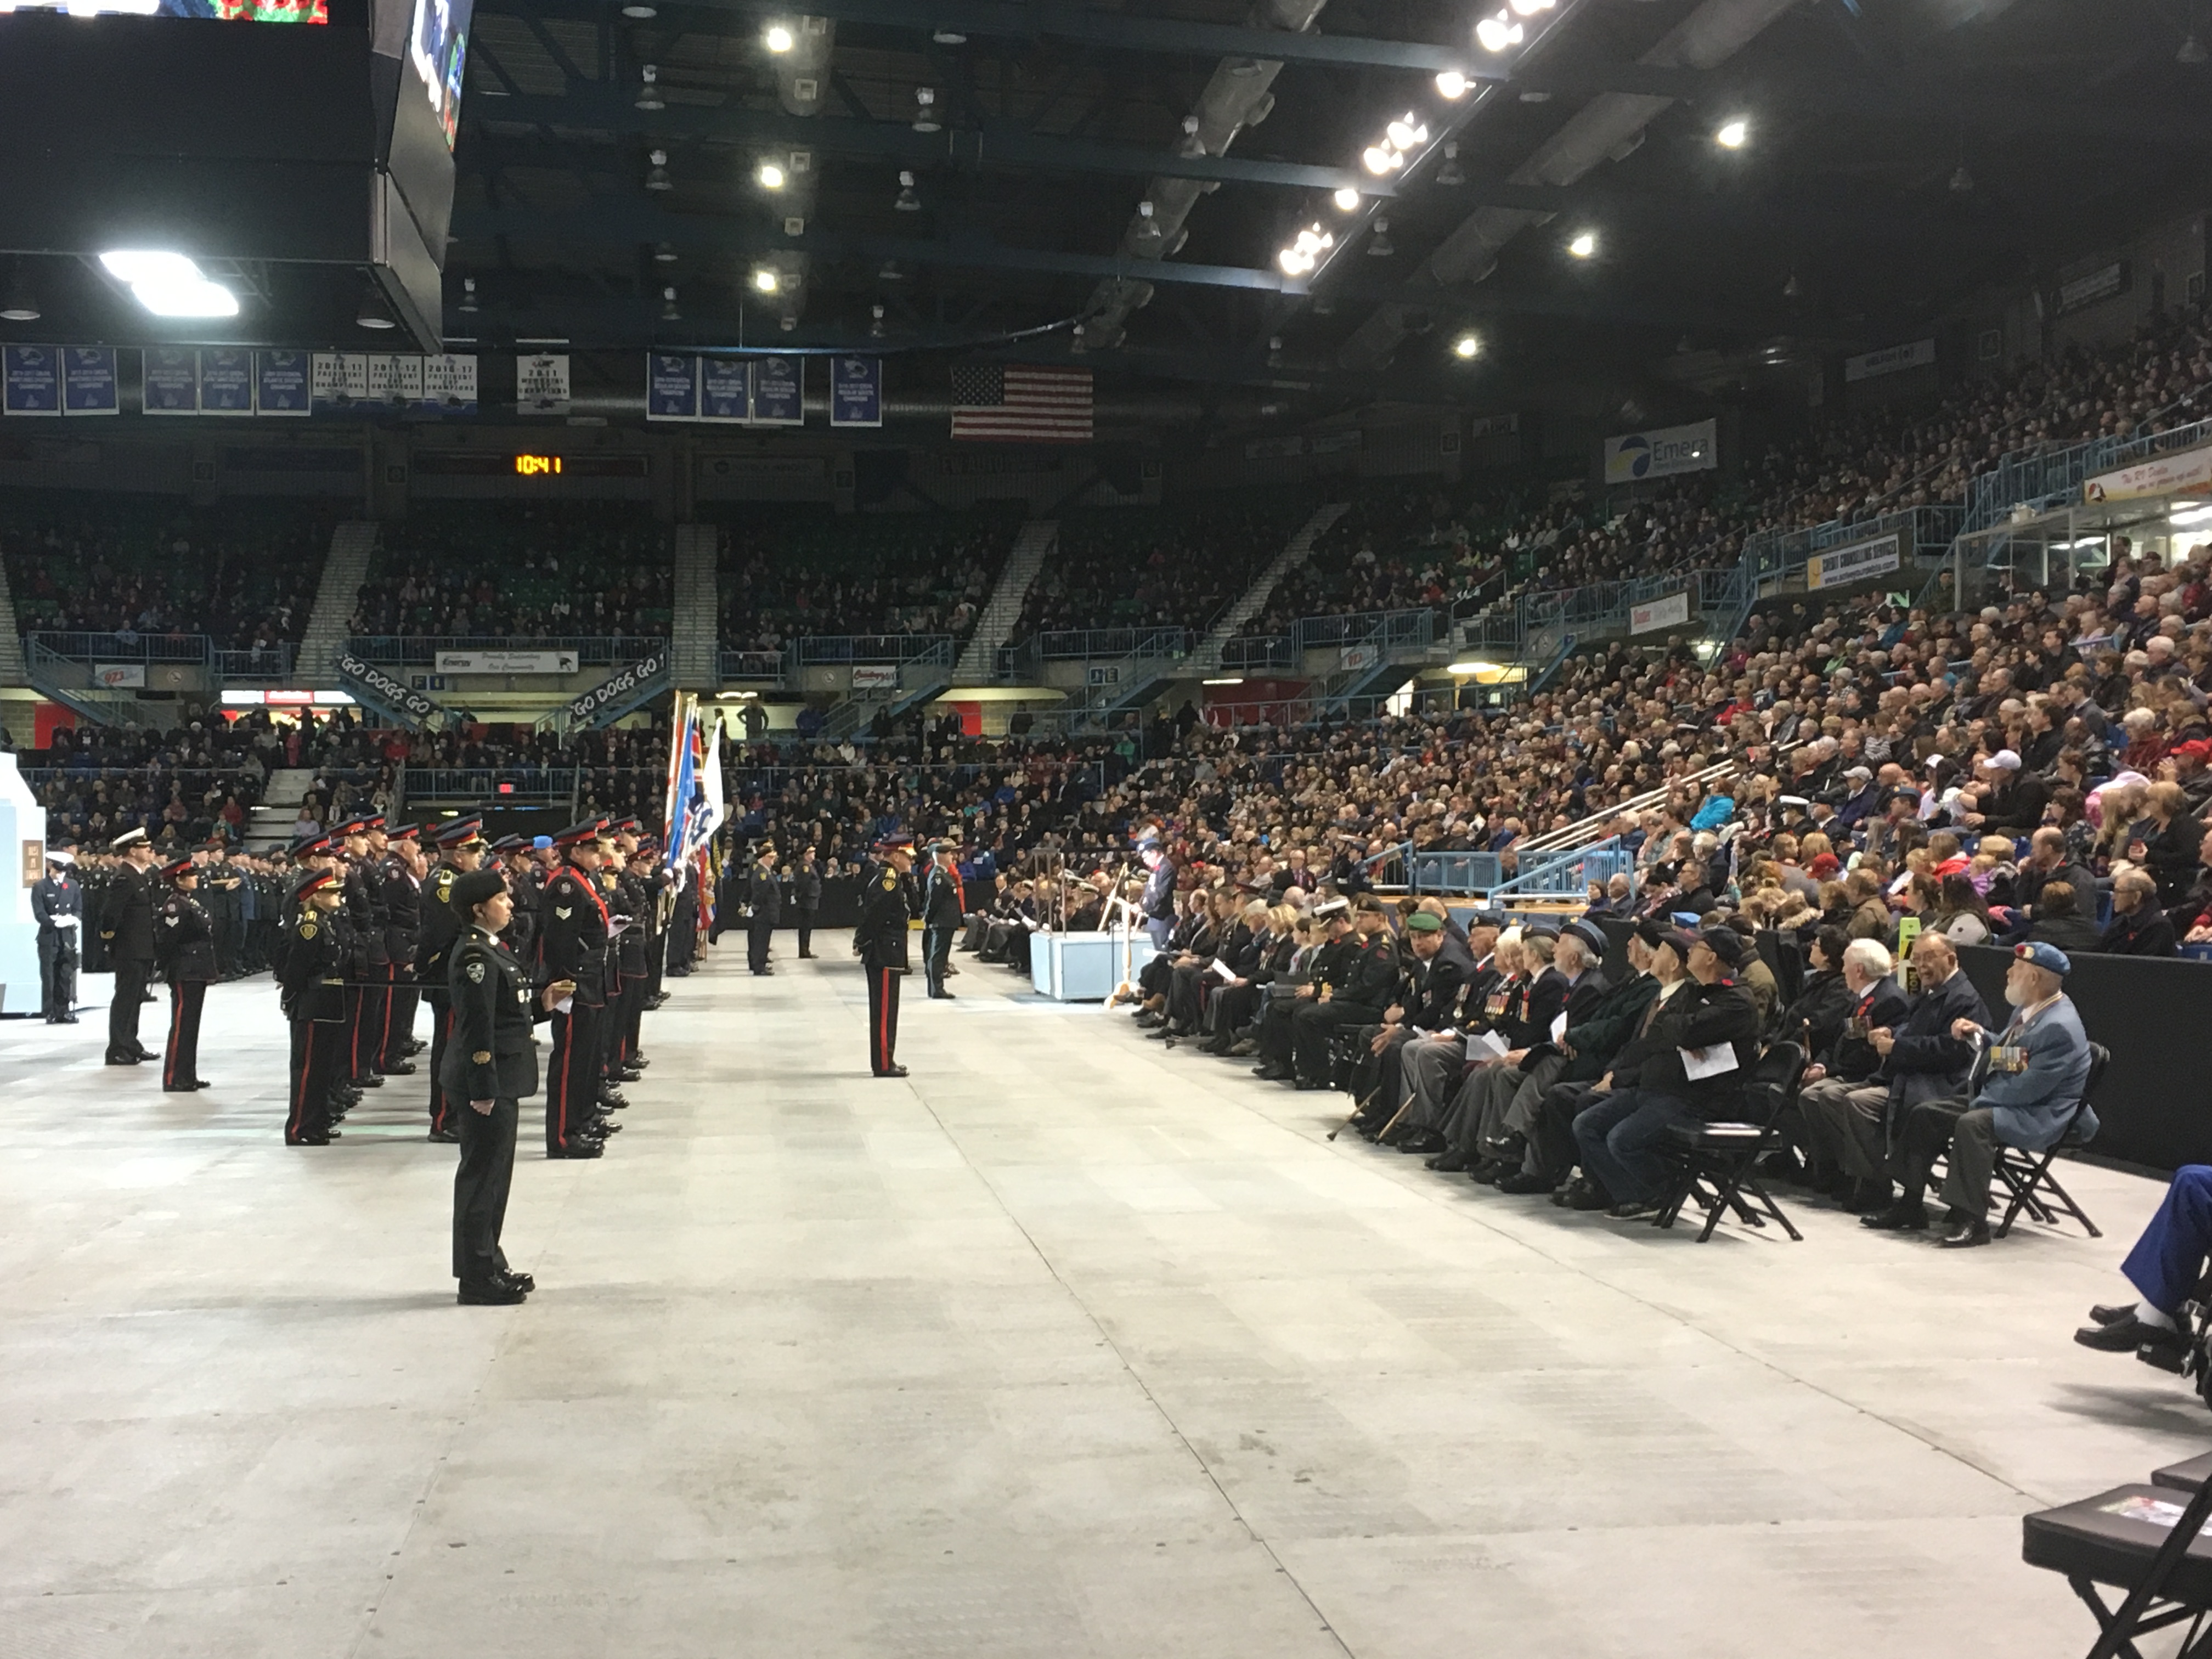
[442,928,552,1102]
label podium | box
[1031,930,1155,1002]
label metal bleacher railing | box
[1965,411,2212,527]
[345,635,656,668]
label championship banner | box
[829,356,882,427]
[646,353,698,421]
[255,350,312,415]
[432,648,579,675]
[2084,444,2212,504]
[365,353,424,412]
[311,352,369,411]
[748,356,804,425]
[2,346,60,416]
[1805,531,1904,592]
[1630,591,1690,634]
[517,353,571,416]
[1602,417,1716,484]
[421,354,479,417]
[63,348,118,416]
[142,347,200,414]
[199,347,255,415]
[701,357,750,422]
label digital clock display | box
[514,454,564,477]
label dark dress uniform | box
[153,884,217,1091]
[343,856,392,1086]
[537,856,611,1158]
[31,865,81,1022]
[100,861,157,1064]
[921,859,964,998]
[276,900,346,1144]
[444,924,550,1293]
[381,855,423,1073]
[791,859,821,958]
[747,858,782,974]
[857,859,917,1076]
[419,863,465,1138]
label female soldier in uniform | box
[153,857,218,1092]
[444,868,574,1306]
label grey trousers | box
[1449,1052,1566,1156]
[1397,1034,1466,1131]
[1801,1078,1891,1182]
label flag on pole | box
[950,364,1092,443]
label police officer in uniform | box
[153,856,218,1092]
[536,819,611,1160]
[419,815,487,1143]
[379,824,427,1076]
[747,845,781,975]
[278,867,348,1145]
[445,867,573,1306]
[791,846,822,958]
[921,842,964,999]
[32,847,82,1023]
[100,827,161,1065]
[857,836,917,1077]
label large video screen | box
[407,0,472,150]
[0,2,330,18]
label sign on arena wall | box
[2083,444,2212,504]
[337,653,442,726]
[1843,338,1936,382]
[2,346,59,415]
[850,665,898,690]
[567,651,670,725]
[517,354,571,416]
[1629,591,1690,634]
[1601,418,1717,484]
[1805,532,1903,592]
[1339,643,1379,673]
[92,663,146,689]
[432,650,580,675]
[830,357,882,428]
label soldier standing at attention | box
[791,845,822,958]
[445,868,573,1307]
[858,836,917,1077]
[278,868,349,1146]
[101,827,160,1066]
[153,857,218,1092]
[921,842,964,1000]
[536,819,611,1160]
[32,846,81,1024]
[419,815,486,1143]
[747,844,782,975]
[379,824,427,1078]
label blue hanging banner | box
[2,345,61,416]
[829,356,883,428]
[142,347,199,414]
[646,353,698,421]
[700,356,749,423]
[62,347,119,416]
[255,349,312,416]
[199,347,254,414]
[748,354,803,426]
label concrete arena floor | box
[1,936,2206,1659]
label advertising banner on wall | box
[92,663,147,689]
[851,664,898,690]
[1601,417,1717,484]
[2084,444,2212,504]
[432,649,580,675]
[1629,591,1691,634]
[1843,339,1936,382]
[1805,531,1904,591]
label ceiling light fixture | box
[1367,217,1395,256]
[653,242,678,264]
[1715,116,1748,148]
[1567,230,1596,258]
[1437,140,1465,186]
[1332,187,1360,212]
[635,63,664,110]
[1453,334,1481,359]
[758,160,786,189]
[870,303,886,338]
[1435,69,1469,98]
[355,282,396,330]
[660,285,680,320]
[763,22,794,52]
[912,86,939,132]
[458,276,479,314]
[98,250,239,318]
[895,170,921,211]
[1,263,40,322]
[1385,114,1430,150]
[1476,12,1524,53]
[932,25,967,43]
[620,3,657,15]
[753,267,780,294]
[2180,33,2207,63]
[1276,222,1334,277]
[645,149,672,191]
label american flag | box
[950,364,1093,443]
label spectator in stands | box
[2027,882,2104,955]
[2102,868,2177,957]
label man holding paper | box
[1571,926,1763,1220]
[32,847,82,1024]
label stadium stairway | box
[0,544,24,687]
[672,523,720,689]
[298,522,380,687]
[952,520,1057,682]
[244,768,315,853]
[1190,501,1347,673]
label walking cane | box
[1326,1083,1383,1142]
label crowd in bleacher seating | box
[1011,499,1311,640]
[0,493,328,649]
[21,713,278,849]
[714,506,1020,654]
[347,503,673,640]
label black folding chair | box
[2023,1468,2212,1659]
[1654,1041,1806,1243]
[1993,1042,2110,1240]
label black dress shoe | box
[105,1053,142,1066]
[629,1057,652,1069]
[1397,1129,1447,1155]
[1250,1063,1289,1081]
[2076,1314,2175,1352]
[457,1279,527,1306]
[162,1085,200,1094]
[1938,1216,1991,1249]
[380,1061,418,1077]
[1860,1202,1928,1232]
[874,1064,910,1078]
[2087,1302,2138,1327]
[548,1142,604,1160]
[600,1091,630,1110]
[1559,1178,1612,1211]
[1425,1148,1470,1173]
[498,1269,537,1294]
[356,1074,384,1089]
[428,1128,460,1144]
[287,1132,333,1146]
[1497,1171,1556,1195]
[1294,1077,1330,1091]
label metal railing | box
[1737,503,1963,585]
[719,648,788,681]
[1293,608,1439,654]
[1020,625,1193,663]
[1966,413,2212,527]
[26,630,215,665]
[345,635,653,668]
[791,633,957,667]
[1217,633,1297,673]
[400,767,582,802]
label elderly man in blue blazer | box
[1864,941,2096,1248]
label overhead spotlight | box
[913,86,940,132]
[2180,33,2208,63]
[1070,321,1087,354]
[99,250,239,318]
[764,22,794,52]
[1437,140,1465,185]
[620,3,657,15]
[895,170,921,211]
[1333,187,1361,212]
[1567,230,1596,258]
[653,242,678,264]
[1509,0,1556,13]
[1179,112,1205,156]
[1435,69,1469,99]
[870,303,887,338]
[878,260,904,282]
[1948,163,1974,195]
[1,263,40,322]
[1476,12,1525,53]
[1385,114,1430,150]
[1266,335,1283,368]
[932,25,967,43]
[1275,222,1334,276]
[1362,145,1400,175]
[1367,217,1395,257]
[753,267,780,294]
[356,281,397,330]
[1452,333,1481,359]
[1715,117,1748,148]
[660,285,680,321]
[635,63,664,110]
[458,276,479,314]
[780,315,797,332]
[645,148,673,191]
[758,160,786,189]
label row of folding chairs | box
[2026,1449,2212,1657]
